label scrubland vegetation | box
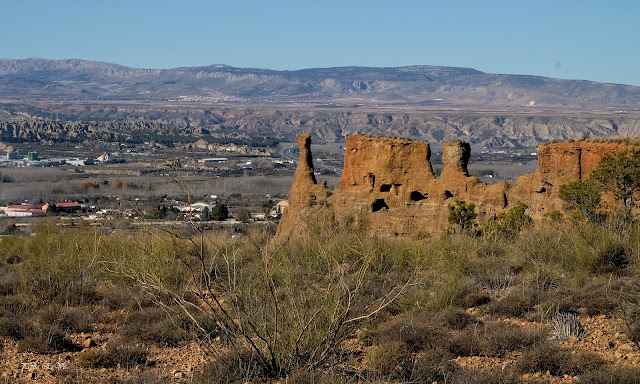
[1,209,640,383]
[1,150,640,383]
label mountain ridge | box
[1,58,639,108]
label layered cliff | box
[277,135,638,238]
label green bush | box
[448,200,478,234]
[559,180,602,222]
[486,201,532,239]
[590,150,640,218]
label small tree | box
[448,200,478,234]
[559,180,602,222]
[235,207,251,222]
[487,202,532,239]
[590,150,640,218]
[209,204,229,221]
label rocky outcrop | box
[191,139,274,156]
[278,135,638,238]
[0,142,14,153]
[508,141,637,217]
[275,135,331,238]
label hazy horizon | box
[1,1,639,86]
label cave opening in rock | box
[410,191,427,201]
[380,184,392,192]
[536,187,547,193]
[372,199,389,212]
[444,190,454,199]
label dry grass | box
[0,217,639,382]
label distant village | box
[0,139,297,231]
[0,198,289,222]
[1,150,115,167]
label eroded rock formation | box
[508,141,636,216]
[276,135,332,238]
[277,135,637,238]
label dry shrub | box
[120,307,190,347]
[0,263,19,295]
[0,315,26,339]
[436,307,475,330]
[448,322,544,357]
[579,366,640,384]
[368,310,450,352]
[449,368,522,384]
[366,341,413,381]
[487,289,541,318]
[115,371,169,384]
[412,348,457,383]
[75,348,113,369]
[38,306,93,333]
[78,180,100,192]
[57,286,103,307]
[575,279,623,316]
[0,294,29,314]
[463,291,491,308]
[286,368,355,384]
[114,341,150,369]
[515,343,604,376]
[100,287,136,310]
[54,368,167,384]
[76,339,147,369]
[192,349,266,384]
[590,242,630,274]
[17,325,79,353]
[550,311,586,339]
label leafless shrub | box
[550,311,586,339]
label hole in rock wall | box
[410,191,427,201]
[380,184,392,192]
[536,187,546,193]
[372,199,389,212]
[444,190,454,199]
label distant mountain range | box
[2,58,640,109]
[3,58,640,147]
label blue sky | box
[2,1,640,85]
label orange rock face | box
[275,134,332,238]
[277,136,637,238]
[508,141,636,217]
